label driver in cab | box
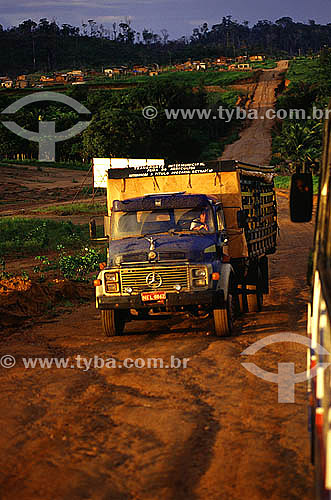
[190,209,209,232]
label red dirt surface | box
[0,279,93,330]
[0,196,314,500]
[0,163,94,215]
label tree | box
[277,121,322,170]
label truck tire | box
[246,284,263,312]
[101,310,125,337]
[213,293,234,337]
[237,284,245,314]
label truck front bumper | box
[97,290,224,310]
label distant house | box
[0,76,13,88]
[0,80,13,88]
[16,80,30,88]
[104,68,114,76]
[215,57,227,65]
[174,60,193,71]
[40,76,55,83]
[132,65,149,74]
[104,67,127,77]
[17,74,28,81]
[228,64,238,71]
[236,56,248,63]
[67,70,84,76]
[149,71,158,77]
[55,74,67,83]
[249,55,265,62]
[238,63,251,71]
[192,61,207,71]
[66,70,85,82]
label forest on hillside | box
[0,16,331,74]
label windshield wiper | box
[138,231,168,239]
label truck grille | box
[120,265,190,293]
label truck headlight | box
[104,272,119,282]
[193,278,207,287]
[193,269,206,278]
[104,272,120,293]
[105,282,119,292]
[190,268,208,287]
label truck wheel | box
[237,284,245,314]
[101,310,125,337]
[213,293,234,337]
[246,284,263,313]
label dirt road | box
[0,196,314,500]
[222,60,289,165]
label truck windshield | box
[111,207,215,239]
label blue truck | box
[93,159,278,337]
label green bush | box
[58,247,105,280]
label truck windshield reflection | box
[111,207,215,239]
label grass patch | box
[103,70,257,87]
[286,58,322,85]
[0,217,93,257]
[33,201,107,216]
[250,60,277,70]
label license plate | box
[141,291,166,302]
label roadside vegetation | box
[32,246,105,281]
[33,201,106,216]
[0,77,246,164]
[0,217,107,283]
[96,69,256,87]
[274,175,320,193]
[0,218,92,256]
[272,51,331,173]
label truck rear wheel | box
[246,284,263,313]
[101,310,125,337]
[213,293,234,337]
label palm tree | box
[279,120,322,171]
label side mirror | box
[237,210,248,228]
[89,218,97,239]
[290,173,313,223]
[220,229,229,245]
[104,215,111,237]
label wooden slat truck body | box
[94,159,278,336]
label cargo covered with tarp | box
[94,159,277,259]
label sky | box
[0,0,331,39]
